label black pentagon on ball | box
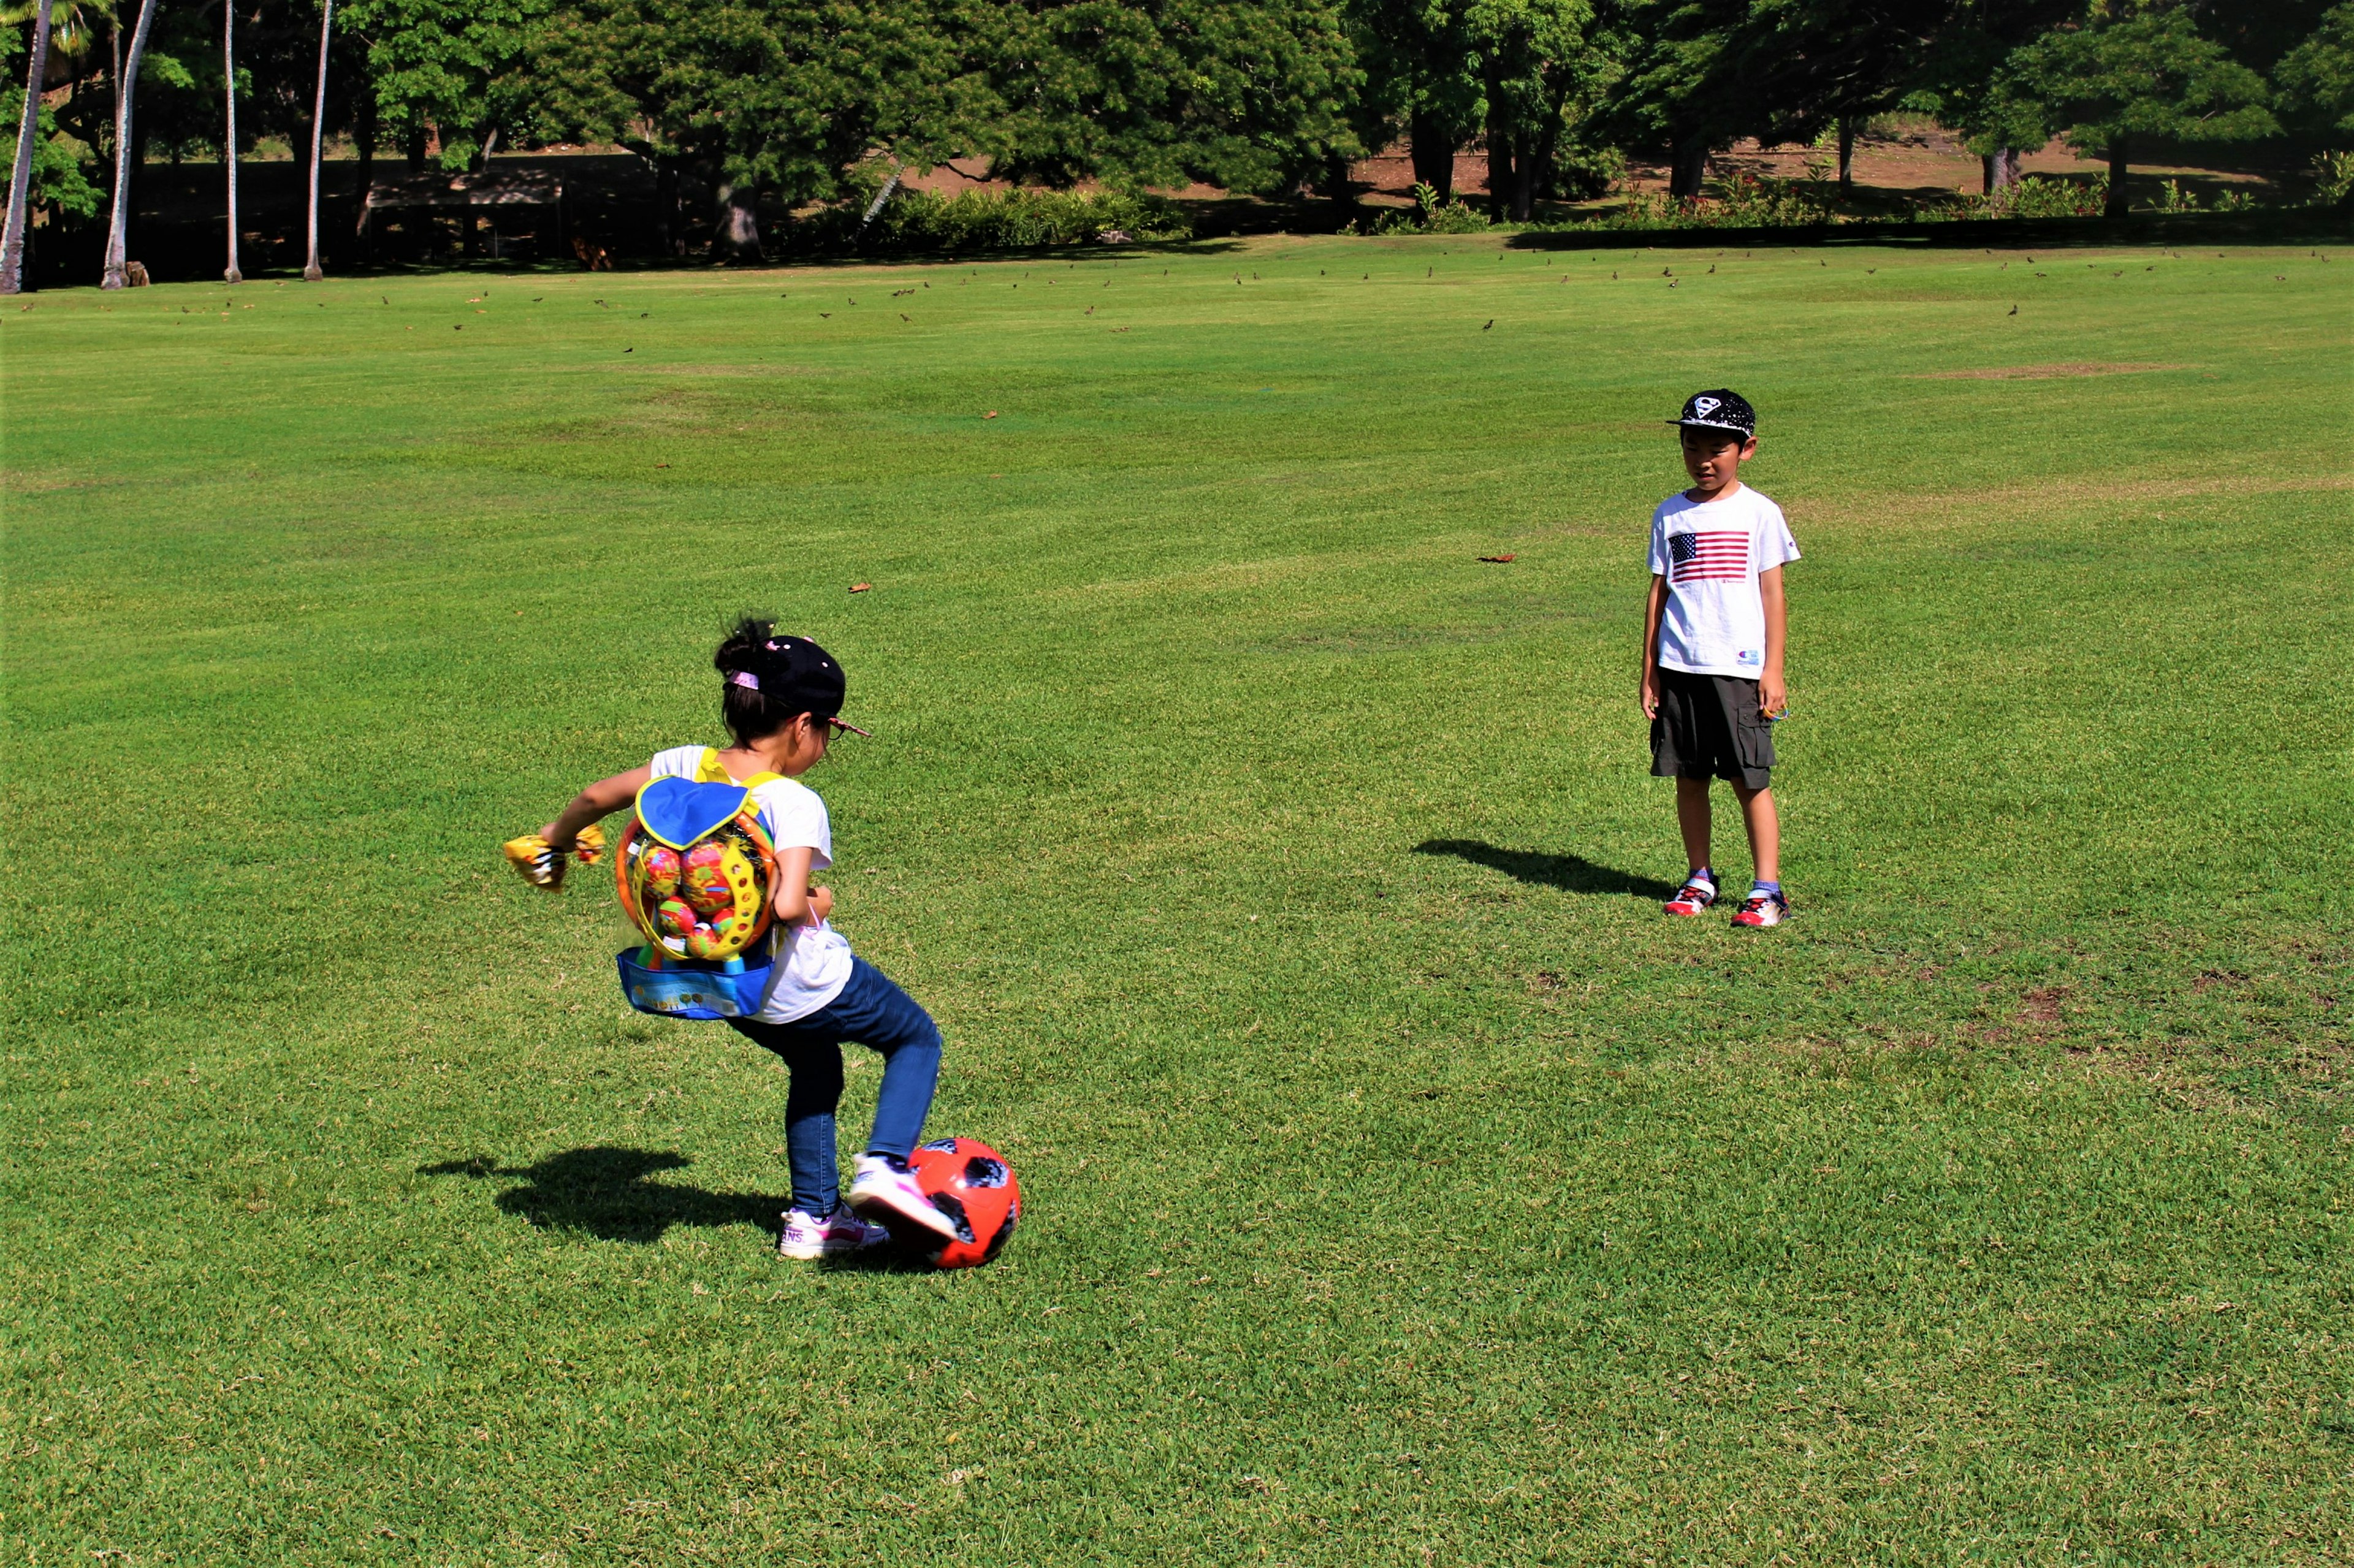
[928,1188,978,1245]
[981,1201,1018,1263]
[963,1156,1009,1189]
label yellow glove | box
[503,824,604,889]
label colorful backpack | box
[612,755,782,1020]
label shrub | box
[800,187,1190,255]
[2313,150,2354,207]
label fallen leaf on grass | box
[849,583,872,593]
[1477,554,1517,563]
[984,410,999,419]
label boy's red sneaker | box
[1731,889,1789,927]
[1663,875,1717,917]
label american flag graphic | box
[1668,530,1750,582]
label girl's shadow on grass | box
[1413,839,1677,899]
[420,1147,781,1246]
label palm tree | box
[222,0,238,282]
[302,0,331,280]
[0,0,57,294]
[97,0,156,290]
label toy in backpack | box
[610,772,782,1019]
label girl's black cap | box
[723,634,870,734]
[1670,389,1756,438]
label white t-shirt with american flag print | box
[1647,484,1800,677]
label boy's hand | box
[807,884,834,926]
[505,834,569,889]
[1639,669,1661,720]
[1759,674,1787,719]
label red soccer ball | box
[907,1137,1020,1269]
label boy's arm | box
[1639,574,1669,718]
[1758,565,1787,717]
[769,844,833,928]
[541,765,652,850]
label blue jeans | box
[725,957,941,1216]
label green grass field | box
[4,234,2350,1564]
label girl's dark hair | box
[715,617,798,745]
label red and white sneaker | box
[1730,888,1788,927]
[849,1154,960,1241]
[777,1203,891,1260]
[1663,875,1718,917]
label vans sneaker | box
[777,1203,891,1260]
[848,1153,959,1241]
[1663,875,1718,918]
[1730,889,1788,928]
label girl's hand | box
[807,885,834,926]
[1639,670,1660,720]
[1759,674,1787,719]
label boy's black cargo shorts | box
[1650,668,1774,790]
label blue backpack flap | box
[612,775,780,1021]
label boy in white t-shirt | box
[1638,390,1799,927]
[527,623,961,1258]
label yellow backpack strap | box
[690,747,783,790]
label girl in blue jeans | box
[530,622,956,1260]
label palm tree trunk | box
[303,0,333,280]
[100,0,158,290]
[2105,134,2129,220]
[223,0,240,283]
[1409,104,1455,206]
[1836,116,1854,195]
[1,0,57,294]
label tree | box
[98,0,155,287]
[1591,0,1756,199]
[1,0,56,292]
[223,0,238,281]
[1991,8,2278,217]
[303,0,331,278]
[2274,1,2354,145]
[1465,0,1606,219]
[345,0,543,172]
[1349,0,1482,202]
[988,0,1364,197]
[531,0,997,261]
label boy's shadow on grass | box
[1413,839,1677,899]
[420,1147,782,1247]
[417,1148,940,1271]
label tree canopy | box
[2,0,2345,268]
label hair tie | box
[728,671,761,691]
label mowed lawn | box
[3,233,2349,1565]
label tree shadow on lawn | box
[420,1147,783,1246]
[1414,839,1678,899]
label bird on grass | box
[1482,319,1493,330]
[2008,305,2017,316]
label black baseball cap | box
[722,633,871,736]
[1670,389,1756,439]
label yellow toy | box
[502,823,606,889]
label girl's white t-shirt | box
[1647,484,1800,677]
[646,746,853,1024]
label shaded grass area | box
[3,237,2350,1563]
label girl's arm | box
[541,765,652,851]
[1639,573,1669,717]
[769,845,833,928]
[1758,565,1788,718]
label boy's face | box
[1680,427,1757,492]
